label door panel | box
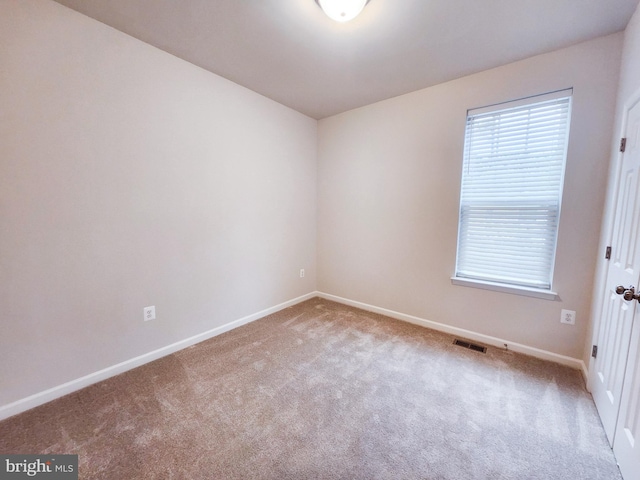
[591,98,640,447]
[593,287,636,441]
[613,101,640,480]
[615,316,640,480]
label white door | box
[591,97,640,445]
[591,96,640,480]
[612,100,640,480]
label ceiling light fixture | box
[315,0,370,23]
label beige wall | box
[1,0,631,413]
[588,3,640,365]
[0,0,317,407]
[317,33,623,360]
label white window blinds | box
[455,91,572,290]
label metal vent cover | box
[453,339,487,353]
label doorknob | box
[624,288,638,302]
[616,285,640,302]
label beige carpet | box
[0,298,621,479]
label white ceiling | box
[54,0,639,119]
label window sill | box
[451,277,558,301]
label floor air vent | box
[453,339,487,353]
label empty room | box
[3,0,640,478]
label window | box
[453,90,572,295]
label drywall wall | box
[588,3,640,366]
[318,33,623,360]
[0,0,317,409]
[615,3,640,105]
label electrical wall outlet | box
[300,269,305,278]
[560,309,576,325]
[144,306,156,322]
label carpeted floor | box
[0,298,622,479]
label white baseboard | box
[318,292,588,374]
[1,291,590,421]
[0,292,317,421]
[580,362,590,388]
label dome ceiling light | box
[315,0,370,23]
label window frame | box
[451,89,573,300]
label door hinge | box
[592,345,598,359]
[606,246,612,260]
[621,137,627,153]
